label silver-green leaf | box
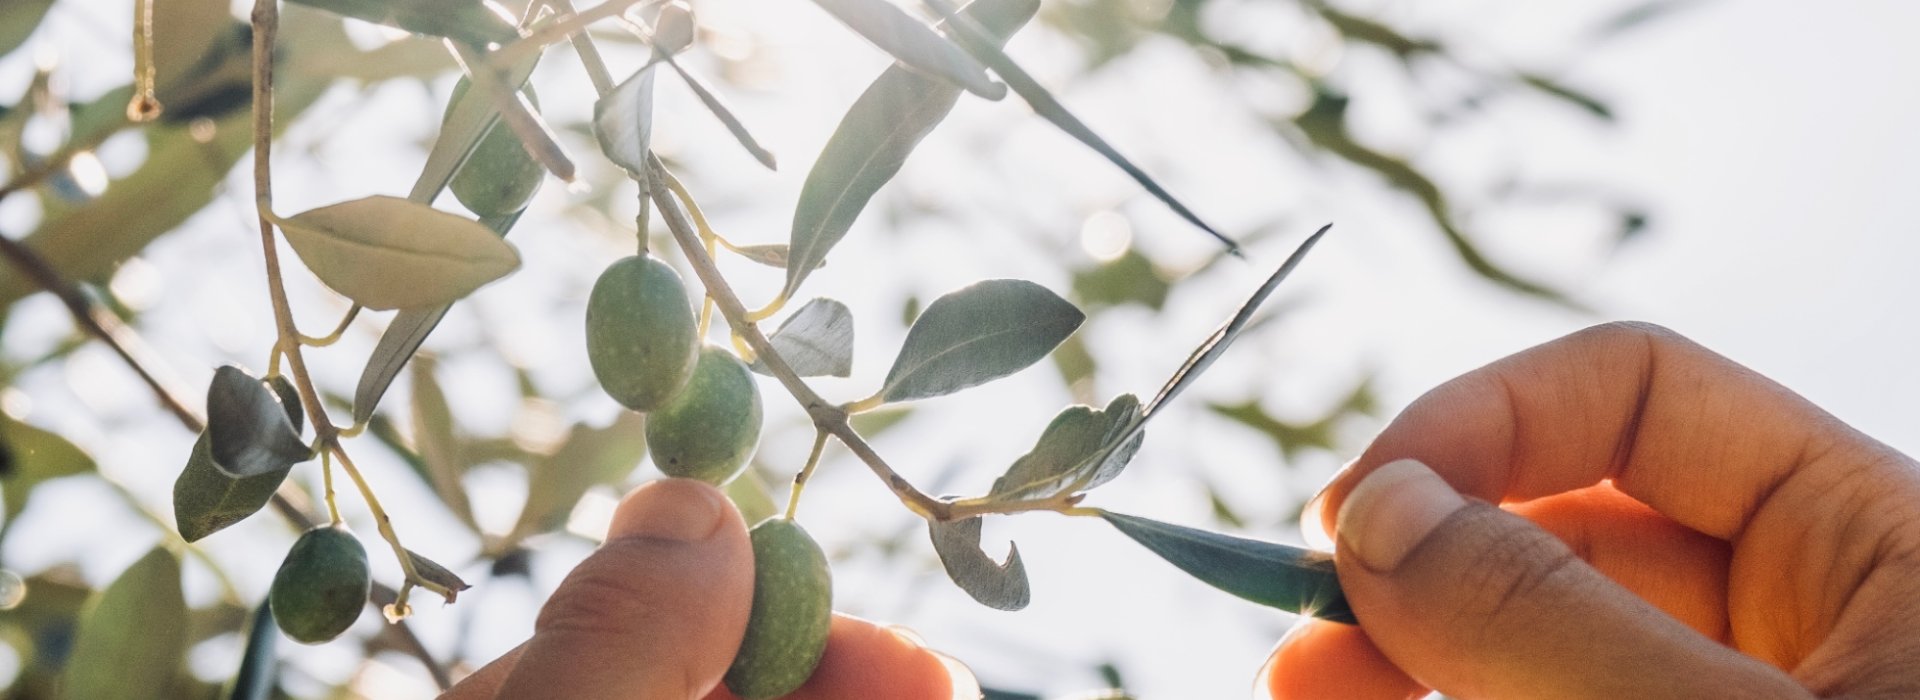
[782,0,1037,300]
[173,432,292,542]
[1098,510,1352,623]
[206,365,309,478]
[929,515,1029,610]
[809,0,1003,99]
[60,547,189,700]
[989,393,1142,501]
[751,297,854,378]
[277,195,520,310]
[877,279,1083,403]
[0,413,95,518]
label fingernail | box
[1334,459,1464,573]
[608,479,730,542]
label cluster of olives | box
[586,255,829,698]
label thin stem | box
[544,0,618,94]
[299,304,361,346]
[321,447,342,525]
[127,0,161,121]
[0,232,200,428]
[331,447,451,602]
[643,155,951,520]
[842,395,886,415]
[492,0,653,71]
[783,430,829,521]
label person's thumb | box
[493,478,754,699]
[1331,459,1805,700]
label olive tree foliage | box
[0,0,1669,696]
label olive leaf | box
[665,60,776,170]
[276,196,521,311]
[228,602,278,700]
[206,365,310,478]
[173,433,293,542]
[352,209,524,424]
[750,297,854,378]
[988,394,1142,501]
[876,279,1084,403]
[592,62,661,175]
[729,243,799,269]
[929,515,1030,610]
[782,0,1037,300]
[62,547,189,700]
[266,374,305,434]
[508,412,648,544]
[919,0,1239,254]
[411,357,477,530]
[1146,224,1329,414]
[1098,510,1353,623]
[406,549,472,604]
[809,0,1003,100]
[0,413,96,518]
[1517,72,1614,121]
[285,0,517,46]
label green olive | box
[646,346,762,484]
[268,525,370,644]
[444,79,544,218]
[586,255,700,412]
[723,519,832,700]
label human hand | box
[439,479,968,700]
[1267,322,1920,699]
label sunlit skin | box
[1268,322,1920,699]
[439,479,957,700]
[444,323,1920,699]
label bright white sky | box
[3,0,1918,698]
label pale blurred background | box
[1,0,1916,697]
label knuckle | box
[1439,506,1587,639]
[535,540,671,639]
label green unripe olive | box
[445,79,544,218]
[646,346,763,484]
[268,525,370,644]
[724,519,832,700]
[586,255,700,412]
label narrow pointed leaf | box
[228,603,278,700]
[1099,510,1352,623]
[0,414,95,517]
[730,243,800,269]
[411,357,476,529]
[879,279,1083,403]
[406,549,472,603]
[61,548,189,700]
[592,63,660,174]
[173,433,293,542]
[207,365,309,478]
[278,196,520,310]
[352,210,522,423]
[921,0,1239,254]
[989,394,1141,501]
[929,516,1029,610]
[508,412,648,543]
[1517,73,1613,121]
[751,297,855,378]
[666,59,776,170]
[809,0,1003,99]
[783,0,1037,299]
[1147,225,1329,414]
[413,51,541,203]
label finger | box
[493,479,754,699]
[1334,459,1809,699]
[1507,483,1730,641]
[1268,486,1728,700]
[437,643,524,700]
[1265,622,1422,700]
[703,615,962,700]
[1317,321,1875,542]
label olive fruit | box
[445,79,544,218]
[268,525,370,644]
[585,255,700,411]
[723,519,832,700]
[646,346,763,484]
